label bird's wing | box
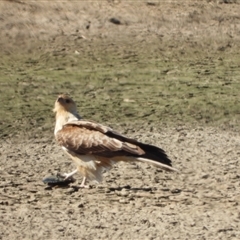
[64,119,144,145]
[56,120,145,158]
[59,120,174,170]
[64,119,112,134]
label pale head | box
[53,94,77,114]
[54,94,81,134]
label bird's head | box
[53,94,77,114]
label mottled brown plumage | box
[54,94,177,187]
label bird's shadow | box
[43,174,160,192]
[107,185,153,192]
[44,183,154,192]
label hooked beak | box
[57,96,64,103]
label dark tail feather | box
[135,142,172,166]
[106,130,175,170]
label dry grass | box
[1,0,240,54]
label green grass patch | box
[0,41,240,139]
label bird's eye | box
[65,99,70,103]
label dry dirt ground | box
[0,1,240,239]
[1,127,240,239]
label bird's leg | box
[62,169,78,180]
[62,171,89,188]
[79,177,89,188]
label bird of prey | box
[53,94,177,188]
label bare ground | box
[0,1,240,239]
[1,127,240,239]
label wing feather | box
[55,124,143,157]
[65,119,110,133]
[58,120,172,168]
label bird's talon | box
[79,185,90,189]
[56,172,74,181]
[63,173,71,180]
